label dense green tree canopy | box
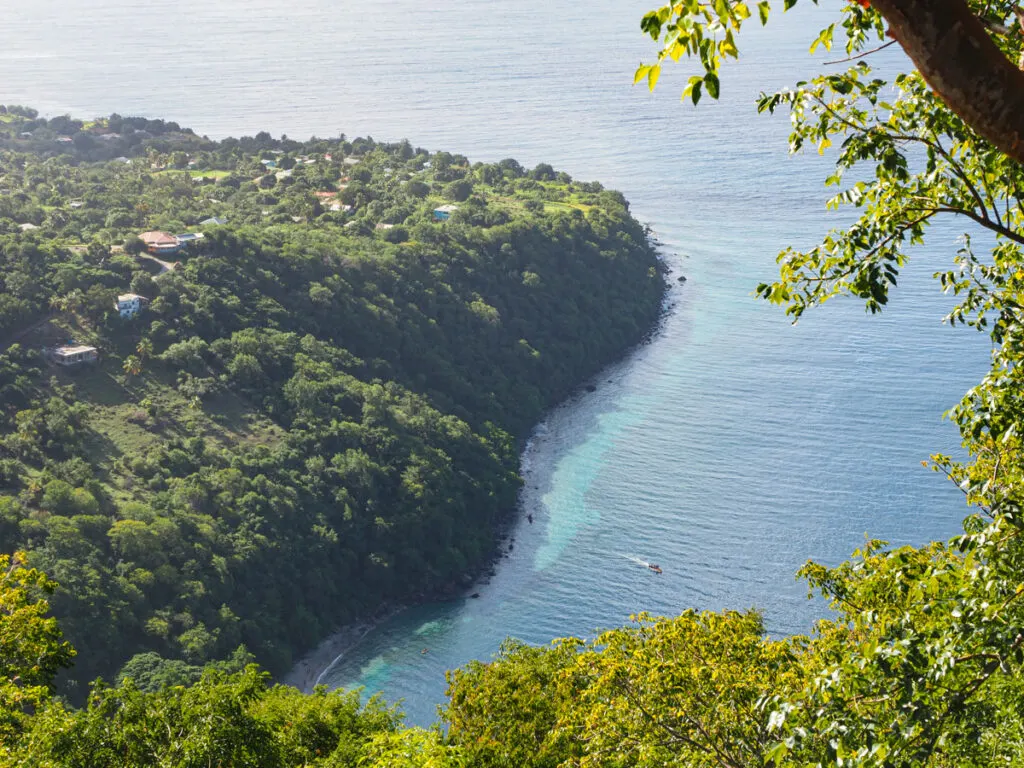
[0,555,454,767]
[0,111,665,691]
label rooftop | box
[139,230,177,246]
[54,345,96,356]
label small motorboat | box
[648,564,663,574]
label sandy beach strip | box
[280,606,405,693]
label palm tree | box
[122,355,142,378]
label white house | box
[115,293,148,319]
[50,345,98,366]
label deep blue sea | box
[2,0,993,726]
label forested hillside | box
[0,105,665,691]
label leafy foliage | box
[0,551,457,766]
[0,552,74,741]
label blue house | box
[433,204,459,221]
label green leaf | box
[704,72,720,99]
[682,75,703,104]
[640,10,663,39]
[822,24,835,51]
[721,30,739,58]
[648,63,662,91]
[633,65,651,85]
[829,75,853,95]
[757,1,770,25]
[810,25,834,54]
[765,739,789,763]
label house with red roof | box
[138,231,181,255]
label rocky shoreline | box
[282,545,507,692]
[281,256,677,694]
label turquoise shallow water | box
[1,0,994,726]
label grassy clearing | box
[543,200,595,214]
[189,169,231,179]
[67,361,284,504]
[153,169,231,180]
[20,313,284,505]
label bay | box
[1,0,992,727]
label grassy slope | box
[22,315,284,508]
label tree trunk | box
[871,0,1024,164]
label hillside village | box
[0,105,611,380]
[0,105,592,252]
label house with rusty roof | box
[138,231,181,255]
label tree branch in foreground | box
[871,0,1024,164]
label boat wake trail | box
[619,554,651,568]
